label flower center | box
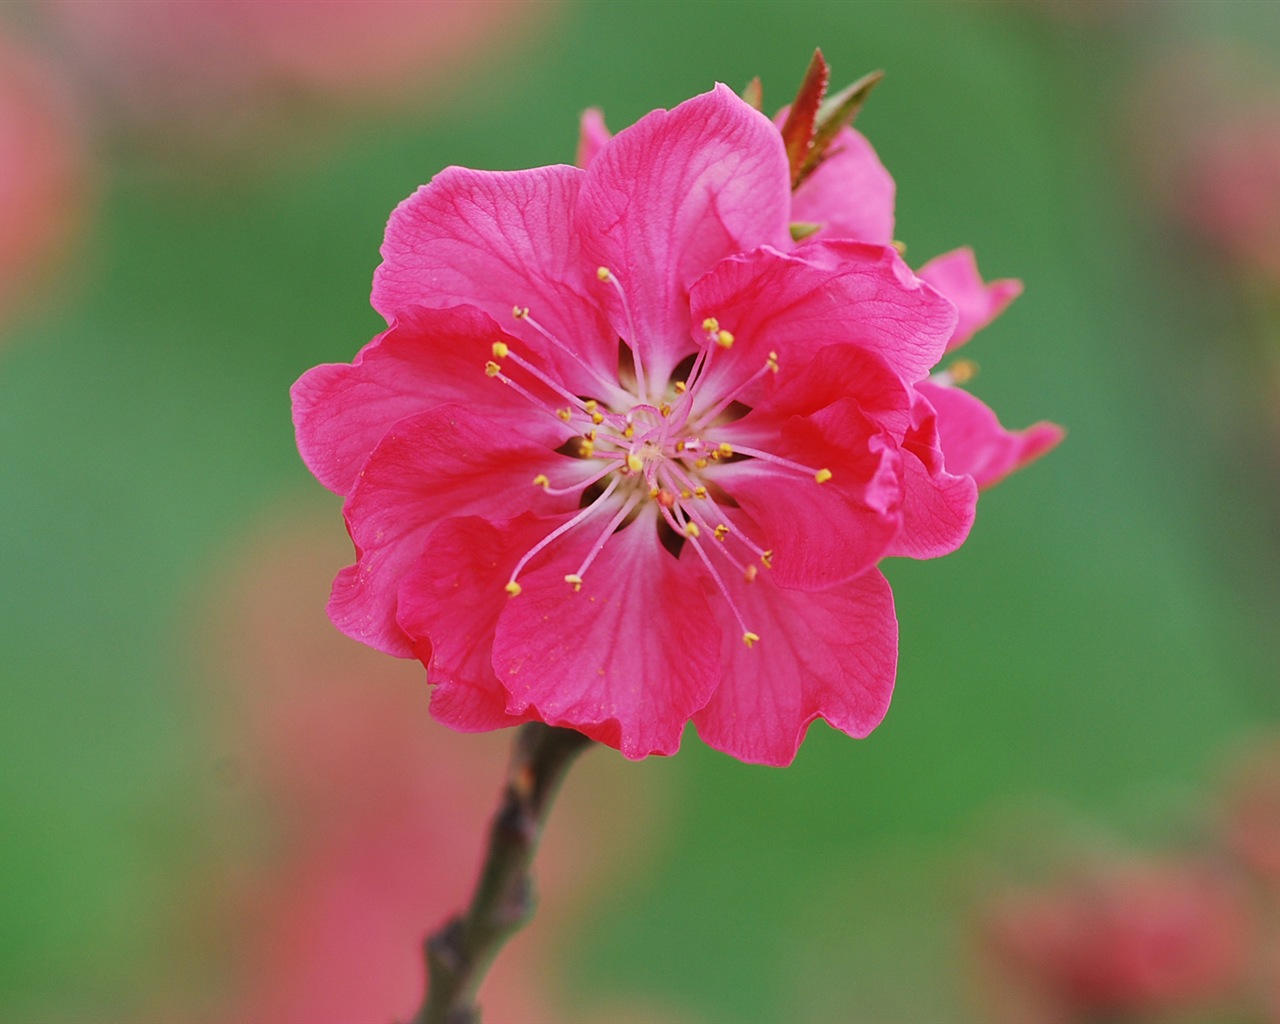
[486,267,832,647]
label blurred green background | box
[3,1,1280,1021]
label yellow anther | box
[585,430,597,441]
[660,402,672,418]
[648,486,660,498]
[491,341,510,359]
[656,489,676,509]
[713,523,729,541]
[761,550,774,568]
[532,473,550,489]
[583,399,598,412]
[555,407,573,422]
[891,239,907,255]
[948,358,979,385]
[674,440,685,452]
[505,581,522,597]
[742,631,761,648]
[694,486,708,499]
[716,330,735,349]
[701,317,720,333]
[814,468,833,484]
[680,489,692,499]
[766,351,779,373]
[591,411,604,425]
[512,305,529,319]
[743,564,758,583]
[485,361,502,377]
[596,266,612,281]
[625,452,643,473]
[579,438,595,457]
[673,380,687,394]
[695,458,709,468]
[684,521,701,538]
[717,442,734,457]
[623,423,635,439]
[564,573,583,592]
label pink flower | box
[580,66,1063,489]
[294,84,1023,765]
[179,506,669,1024]
[0,28,86,333]
[979,859,1251,1021]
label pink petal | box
[885,393,977,558]
[372,163,622,398]
[492,509,721,759]
[329,404,584,657]
[292,305,569,497]
[718,341,913,443]
[576,83,792,387]
[917,247,1022,351]
[786,123,896,245]
[396,514,560,732]
[709,398,903,590]
[575,107,611,169]
[690,240,957,392]
[693,567,897,766]
[919,381,1065,489]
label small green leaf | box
[789,222,823,242]
[780,49,830,189]
[796,69,885,189]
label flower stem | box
[408,723,594,1024]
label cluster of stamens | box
[485,266,833,648]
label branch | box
[408,723,594,1024]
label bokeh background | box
[4,1,1280,1021]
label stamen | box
[513,306,627,403]
[505,581,522,598]
[488,366,582,430]
[506,477,621,593]
[500,344,600,419]
[567,491,644,586]
[930,358,979,387]
[692,353,779,428]
[533,462,613,496]
[597,267,649,400]
[660,501,757,647]
[717,442,830,481]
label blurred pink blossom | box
[0,27,86,332]
[1130,49,1280,287]
[179,502,670,1024]
[979,858,1252,1023]
[41,0,554,156]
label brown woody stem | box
[407,723,593,1024]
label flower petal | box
[709,398,902,589]
[492,509,721,759]
[885,393,977,559]
[786,124,896,245]
[372,163,622,397]
[292,305,569,497]
[918,381,1065,489]
[396,514,562,732]
[917,247,1022,351]
[690,240,957,394]
[329,404,583,657]
[693,567,897,766]
[575,107,611,169]
[576,83,792,387]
